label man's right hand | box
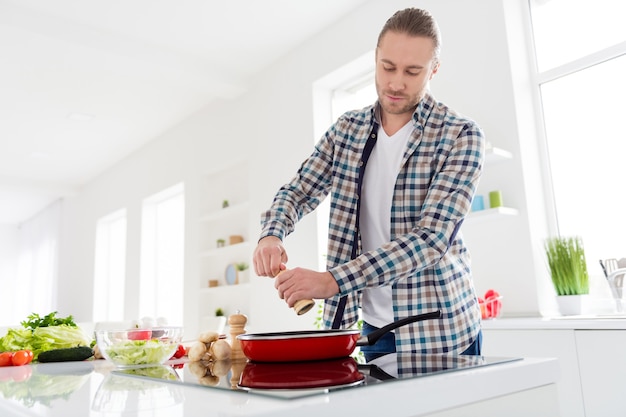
[253,236,288,277]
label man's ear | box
[430,60,440,79]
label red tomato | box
[171,344,186,359]
[128,329,152,340]
[11,350,33,366]
[0,352,13,367]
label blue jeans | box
[360,322,482,361]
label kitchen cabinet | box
[482,318,626,417]
[197,161,253,331]
[575,330,626,417]
[482,328,584,417]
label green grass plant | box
[544,236,589,295]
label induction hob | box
[110,354,522,400]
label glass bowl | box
[95,326,183,367]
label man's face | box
[375,31,439,118]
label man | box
[253,8,484,355]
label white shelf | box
[199,282,251,294]
[466,206,518,224]
[199,201,250,222]
[485,146,513,164]
[199,241,251,258]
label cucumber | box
[38,346,94,363]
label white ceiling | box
[0,0,370,225]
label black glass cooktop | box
[111,354,522,400]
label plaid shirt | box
[260,92,484,354]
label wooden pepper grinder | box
[276,269,315,315]
[229,311,247,360]
[294,299,315,315]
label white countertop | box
[0,355,559,417]
[481,315,626,330]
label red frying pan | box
[237,310,441,362]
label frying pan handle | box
[357,310,442,346]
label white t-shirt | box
[360,121,413,328]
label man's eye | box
[383,66,395,72]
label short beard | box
[376,83,422,116]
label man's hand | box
[274,268,339,308]
[253,236,288,277]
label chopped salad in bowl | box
[95,327,183,367]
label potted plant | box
[201,308,226,334]
[235,262,250,284]
[544,236,589,315]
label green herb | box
[21,311,77,331]
[545,236,589,295]
[235,262,249,271]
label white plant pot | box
[238,269,250,284]
[556,294,587,316]
[200,316,227,334]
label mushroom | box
[198,331,219,344]
[188,341,210,362]
[209,339,232,361]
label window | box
[530,0,626,301]
[139,183,185,325]
[93,209,127,322]
[6,201,61,325]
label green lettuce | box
[103,340,174,366]
[0,324,91,361]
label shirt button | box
[371,133,376,138]
[359,161,363,167]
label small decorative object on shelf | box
[216,238,226,248]
[222,199,230,208]
[235,262,250,284]
[229,235,244,245]
[215,308,224,317]
[488,190,503,208]
[471,195,485,211]
[225,263,238,285]
[208,279,219,288]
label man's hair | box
[377,8,441,64]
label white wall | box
[54,0,551,334]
